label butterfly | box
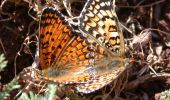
[38,0,125,94]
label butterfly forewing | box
[39,7,95,83]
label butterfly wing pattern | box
[39,0,125,94]
[39,7,96,84]
[76,0,125,93]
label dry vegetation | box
[0,0,170,99]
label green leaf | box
[45,84,57,100]
[160,89,170,100]
[0,77,20,99]
[0,54,7,72]
[18,92,38,100]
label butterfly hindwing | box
[76,60,125,93]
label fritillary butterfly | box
[39,0,125,94]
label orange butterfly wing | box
[39,7,95,83]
